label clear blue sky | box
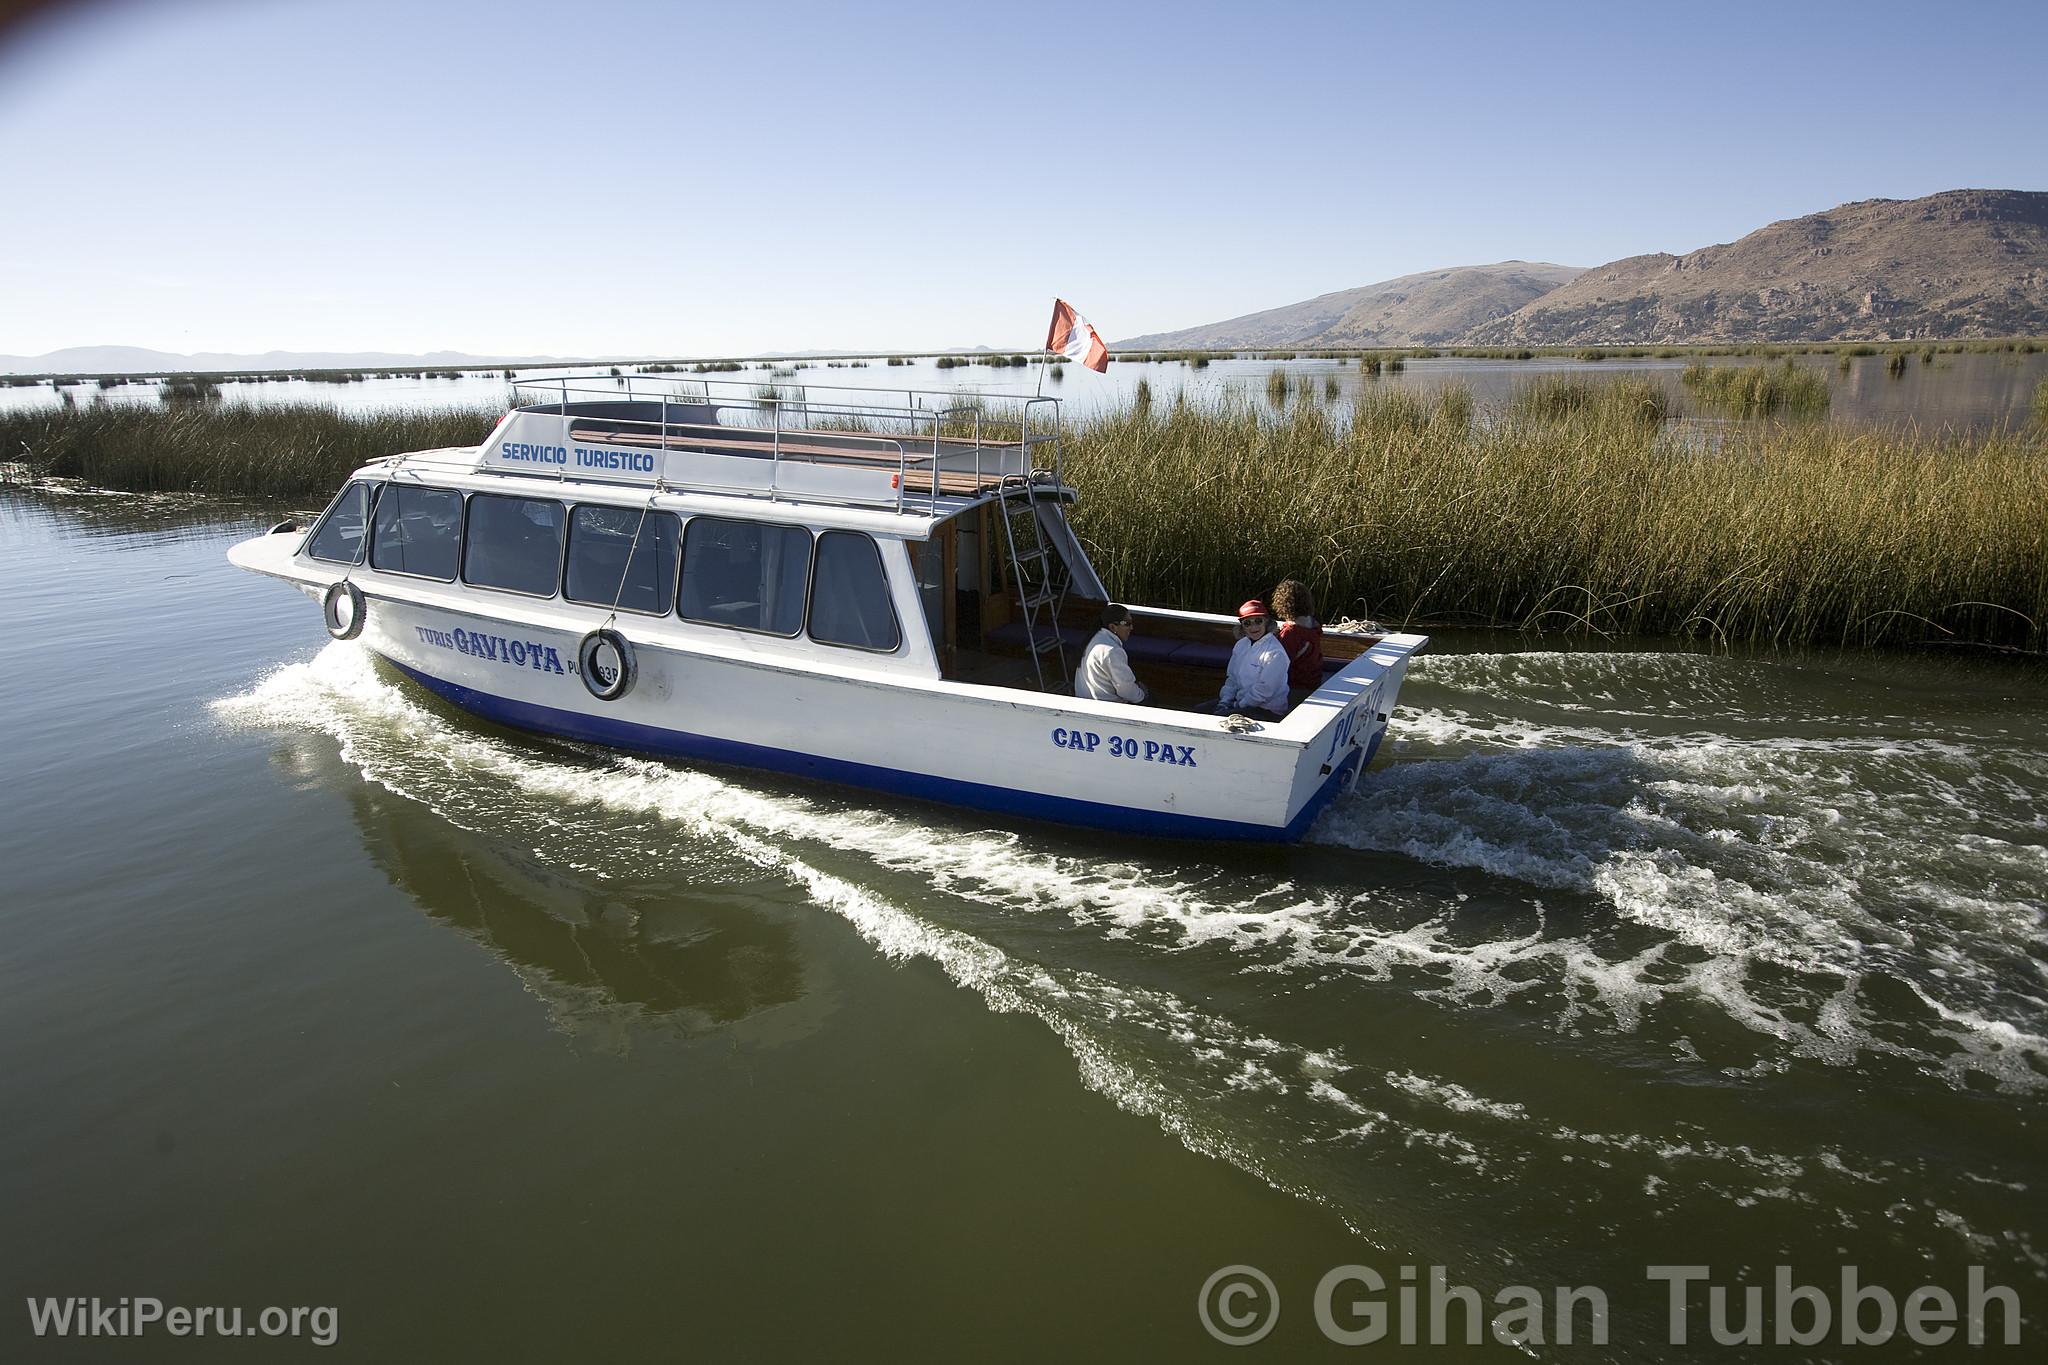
[2,0,2042,358]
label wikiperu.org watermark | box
[1199,1264,2024,1348]
[25,1297,338,1347]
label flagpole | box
[1037,296,1054,396]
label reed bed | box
[1682,360,1830,416]
[2,401,501,500]
[1062,388,2046,650]
[1512,374,1671,426]
[162,376,224,404]
[7,387,2044,650]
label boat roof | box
[392,371,1073,533]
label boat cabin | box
[305,372,1384,710]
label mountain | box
[1118,190,2048,350]
[0,346,580,375]
[1470,189,2048,345]
[1119,262,1585,350]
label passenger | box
[1075,602,1147,704]
[1214,599,1290,720]
[1271,578,1325,702]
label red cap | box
[1237,599,1270,619]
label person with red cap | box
[1214,598,1292,720]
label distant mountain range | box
[0,344,1005,376]
[1122,189,2048,348]
[1120,262,1587,350]
[0,346,576,376]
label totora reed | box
[1060,386,2044,651]
[5,387,2043,650]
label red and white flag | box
[1045,298,1109,372]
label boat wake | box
[1310,651,2047,1084]
[212,642,2048,1284]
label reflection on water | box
[0,479,280,543]
[338,762,814,1046]
[250,724,829,1050]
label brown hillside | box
[1470,189,2048,344]
[1118,262,1583,350]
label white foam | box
[1383,1071,1528,1121]
[1306,702,2048,1091]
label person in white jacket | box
[1215,599,1291,720]
[1075,603,1147,704]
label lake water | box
[2,488,2042,1359]
[7,349,2046,436]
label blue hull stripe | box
[386,658,1357,843]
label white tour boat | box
[228,375,1427,841]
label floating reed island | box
[5,382,2044,651]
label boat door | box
[914,517,960,675]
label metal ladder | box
[995,473,1072,692]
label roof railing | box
[503,372,1064,514]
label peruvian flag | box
[1045,298,1110,372]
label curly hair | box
[1270,579,1315,621]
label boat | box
[227,373,1427,841]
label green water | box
[2,489,2042,1360]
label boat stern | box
[1276,630,1428,834]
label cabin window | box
[307,481,374,564]
[369,484,462,580]
[463,493,565,597]
[565,505,681,615]
[809,531,901,652]
[678,516,811,636]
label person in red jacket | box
[1271,579,1324,702]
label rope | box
[601,499,653,631]
[345,449,408,585]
